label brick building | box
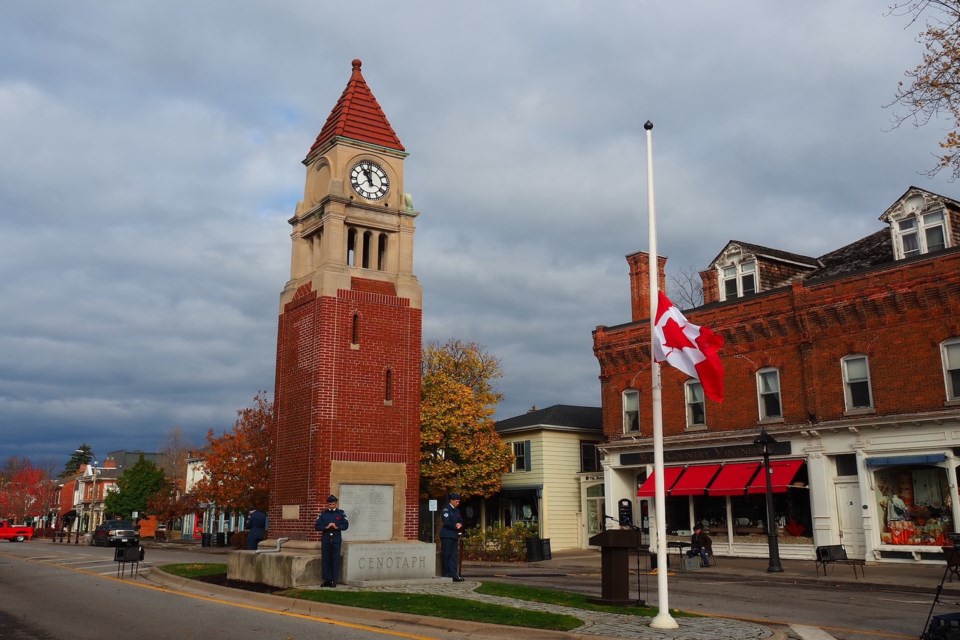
[268,60,423,542]
[593,186,960,564]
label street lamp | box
[753,429,784,573]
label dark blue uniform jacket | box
[315,509,349,540]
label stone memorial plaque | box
[340,484,393,541]
[343,541,435,583]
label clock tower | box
[269,59,422,544]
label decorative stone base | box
[227,539,438,588]
[227,539,322,589]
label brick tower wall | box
[270,282,422,541]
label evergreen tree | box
[103,455,167,519]
[61,444,93,478]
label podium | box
[588,528,647,606]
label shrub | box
[462,524,539,562]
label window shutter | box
[523,440,532,471]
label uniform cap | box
[449,492,461,501]
[327,494,338,503]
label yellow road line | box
[1,550,440,640]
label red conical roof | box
[307,59,404,157]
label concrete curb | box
[147,567,617,640]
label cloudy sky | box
[2,2,955,468]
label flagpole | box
[645,120,678,630]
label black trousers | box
[322,534,342,582]
[440,536,459,577]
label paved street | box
[5,538,959,640]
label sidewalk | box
[513,547,957,595]
[144,541,957,640]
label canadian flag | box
[652,291,724,402]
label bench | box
[814,544,864,578]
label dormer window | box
[720,260,756,301]
[895,210,947,259]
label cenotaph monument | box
[228,59,433,587]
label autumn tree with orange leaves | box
[890,1,960,178]
[419,340,513,500]
[192,391,273,513]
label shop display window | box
[876,465,952,546]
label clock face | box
[349,161,390,200]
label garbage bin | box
[201,532,212,547]
[540,539,552,561]
[526,537,542,562]
[215,532,226,547]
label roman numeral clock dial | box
[349,161,390,200]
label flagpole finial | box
[644,121,653,130]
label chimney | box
[699,268,719,306]
[102,457,118,469]
[626,251,667,322]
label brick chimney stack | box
[626,251,667,322]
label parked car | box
[0,520,34,542]
[91,519,139,547]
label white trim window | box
[943,338,960,402]
[510,440,531,472]
[623,389,639,432]
[895,210,948,259]
[842,354,873,411]
[720,260,757,301]
[757,368,782,420]
[685,381,706,428]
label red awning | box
[637,466,684,497]
[669,465,721,496]
[747,459,805,494]
[707,462,761,496]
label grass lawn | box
[284,588,582,631]
[158,563,690,630]
[162,563,229,579]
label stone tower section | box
[270,59,422,542]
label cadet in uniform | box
[440,492,465,581]
[246,507,268,550]
[314,494,349,587]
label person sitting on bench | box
[687,525,712,566]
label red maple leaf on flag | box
[660,316,696,353]
[652,291,724,402]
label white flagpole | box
[645,120,678,630]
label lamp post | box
[753,428,783,573]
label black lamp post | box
[753,428,784,573]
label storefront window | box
[729,490,812,539]
[875,465,952,546]
[586,483,604,536]
[693,495,727,536]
